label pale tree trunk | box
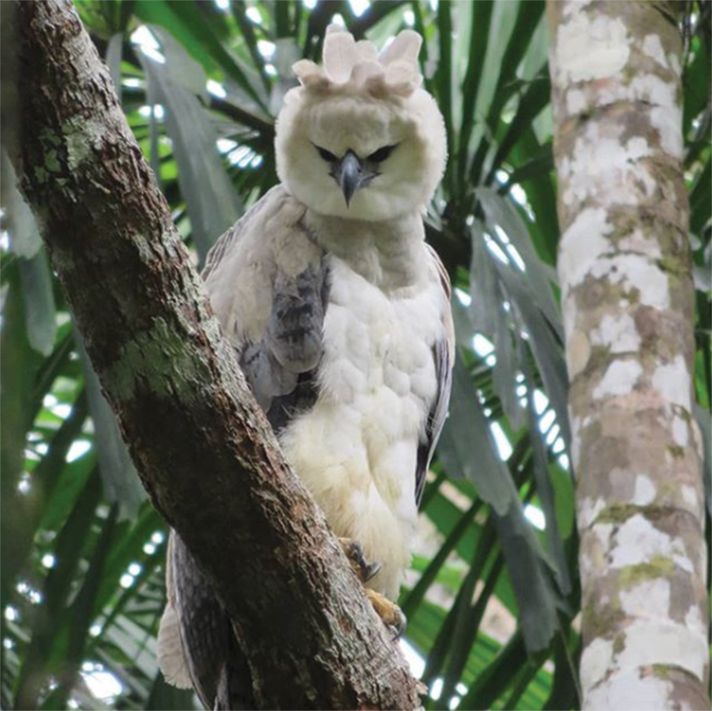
[548,2,709,709]
[6,1,421,708]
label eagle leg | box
[338,538,406,637]
[339,537,381,582]
[365,588,407,638]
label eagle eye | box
[367,144,398,163]
[314,145,338,162]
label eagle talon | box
[362,560,382,583]
[365,589,406,638]
[339,537,382,583]
[392,609,407,639]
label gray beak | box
[335,151,365,207]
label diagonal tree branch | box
[8,1,421,708]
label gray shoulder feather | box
[201,186,328,426]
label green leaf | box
[1,152,56,358]
[29,390,90,531]
[543,631,581,710]
[501,655,548,710]
[693,404,711,517]
[352,1,410,39]
[457,0,494,187]
[30,325,74,425]
[1,264,46,605]
[550,461,575,540]
[133,0,268,112]
[441,550,504,704]
[93,505,165,629]
[14,470,103,709]
[39,448,96,532]
[1,151,42,259]
[505,129,559,265]
[141,30,242,263]
[682,31,711,138]
[469,222,502,339]
[421,488,482,565]
[503,144,554,188]
[402,499,480,618]
[459,631,527,709]
[18,250,57,358]
[230,1,271,95]
[490,1,545,120]
[492,312,524,430]
[492,501,561,653]
[690,154,710,236]
[468,1,546,184]
[270,37,301,113]
[438,358,519,515]
[484,68,551,182]
[103,614,159,680]
[409,554,466,594]
[493,260,571,449]
[75,333,145,520]
[435,1,454,195]
[476,187,561,338]
[520,341,571,596]
[404,597,450,660]
[52,504,120,710]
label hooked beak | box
[333,151,370,207]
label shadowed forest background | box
[1,1,710,709]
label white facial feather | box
[276,28,447,222]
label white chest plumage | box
[279,254,445,598]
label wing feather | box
[415,246,454,505]
[157,535,193,691]
[162,187,328,707]
[202,185,328,429]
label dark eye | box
[367,144,397,163]
[314,144,338,162]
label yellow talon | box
[365,588,407,637]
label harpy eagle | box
[158,26,454,708]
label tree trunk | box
[9,1,421,708]
[548,1,709,708]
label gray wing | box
[237,261,328,432]
[415,246,454,506]
[167,532,253,710]
[159,186,328,709]
[203,185,328,430]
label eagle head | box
[275,26,447,222]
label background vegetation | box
[1,1,709,709]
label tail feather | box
[157,601,193,690]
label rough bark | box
[548,1,709,709]
[9,1,422,708]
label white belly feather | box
[279,256,445,598]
